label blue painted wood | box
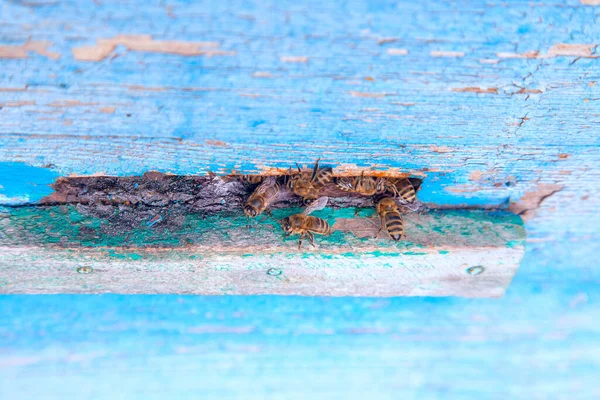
[0,0,599,206]
[0,0,599,398]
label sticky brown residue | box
[387,48,408,56]
[430,50,465,57]
[547,43,597,57]
[558,153,569,159]
[452,87,498,94]
[349,91,388,98]
[508,184,564,221]
[0,40,60,60]
[72,35,230,62]
[280,56,309,63]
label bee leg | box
[266,209,272,217]
[375,215,385,239]
[311,158,320,181]
[298,232,305,250]
[307,231,316,248]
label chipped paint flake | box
[430,145,453,153]
[430,50,465,57]
[387,48,408,56]
[280,56,309,63]
[0,101,35,107]
[205,140,228,147]
[349,91,389,98]
[546,43,597,57]
[497,51,540,59]
[49,100,99,107]
[72,35,229,61]
[452,87,498,94]
[0,40,60,60]
[377,37,398,45]
[469,171,483,181]
[508,184,564,221]
[99,107,116,114]
[252,72,274,78]
[0,86,28,92]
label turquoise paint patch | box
[106,250,143,261]
[0,162,58,205]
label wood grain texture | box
[0,208,524,296]
[0,0,599,398]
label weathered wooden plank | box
[0,0,599,398]
[0,288,599,399]
[0,0,598,207]
[0,207,524,296]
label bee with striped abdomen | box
[244,176,282,217]
[386,178,417,204]
[335,172,383,196]
[337,174,418,203]
[287,159,333,204]
[336,172,402,197]
[281,196,331,249]
[376,197,404,241]
[239,175,264,184]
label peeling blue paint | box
[0,162,58,205]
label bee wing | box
[302,196,329,215]
[336,178,354,190]
[253,176,277,195]
[398,200,422,212]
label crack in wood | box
[25,171,424,240]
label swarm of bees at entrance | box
[234,159,420,249]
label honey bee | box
[281,196,331,249]
[239,175,264,184]
[244,176,282,217]
[336,172,382,196]
[387,178,417,204]
[376,197,404,241]
[287,159,333,204]
[337,175,418,203]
